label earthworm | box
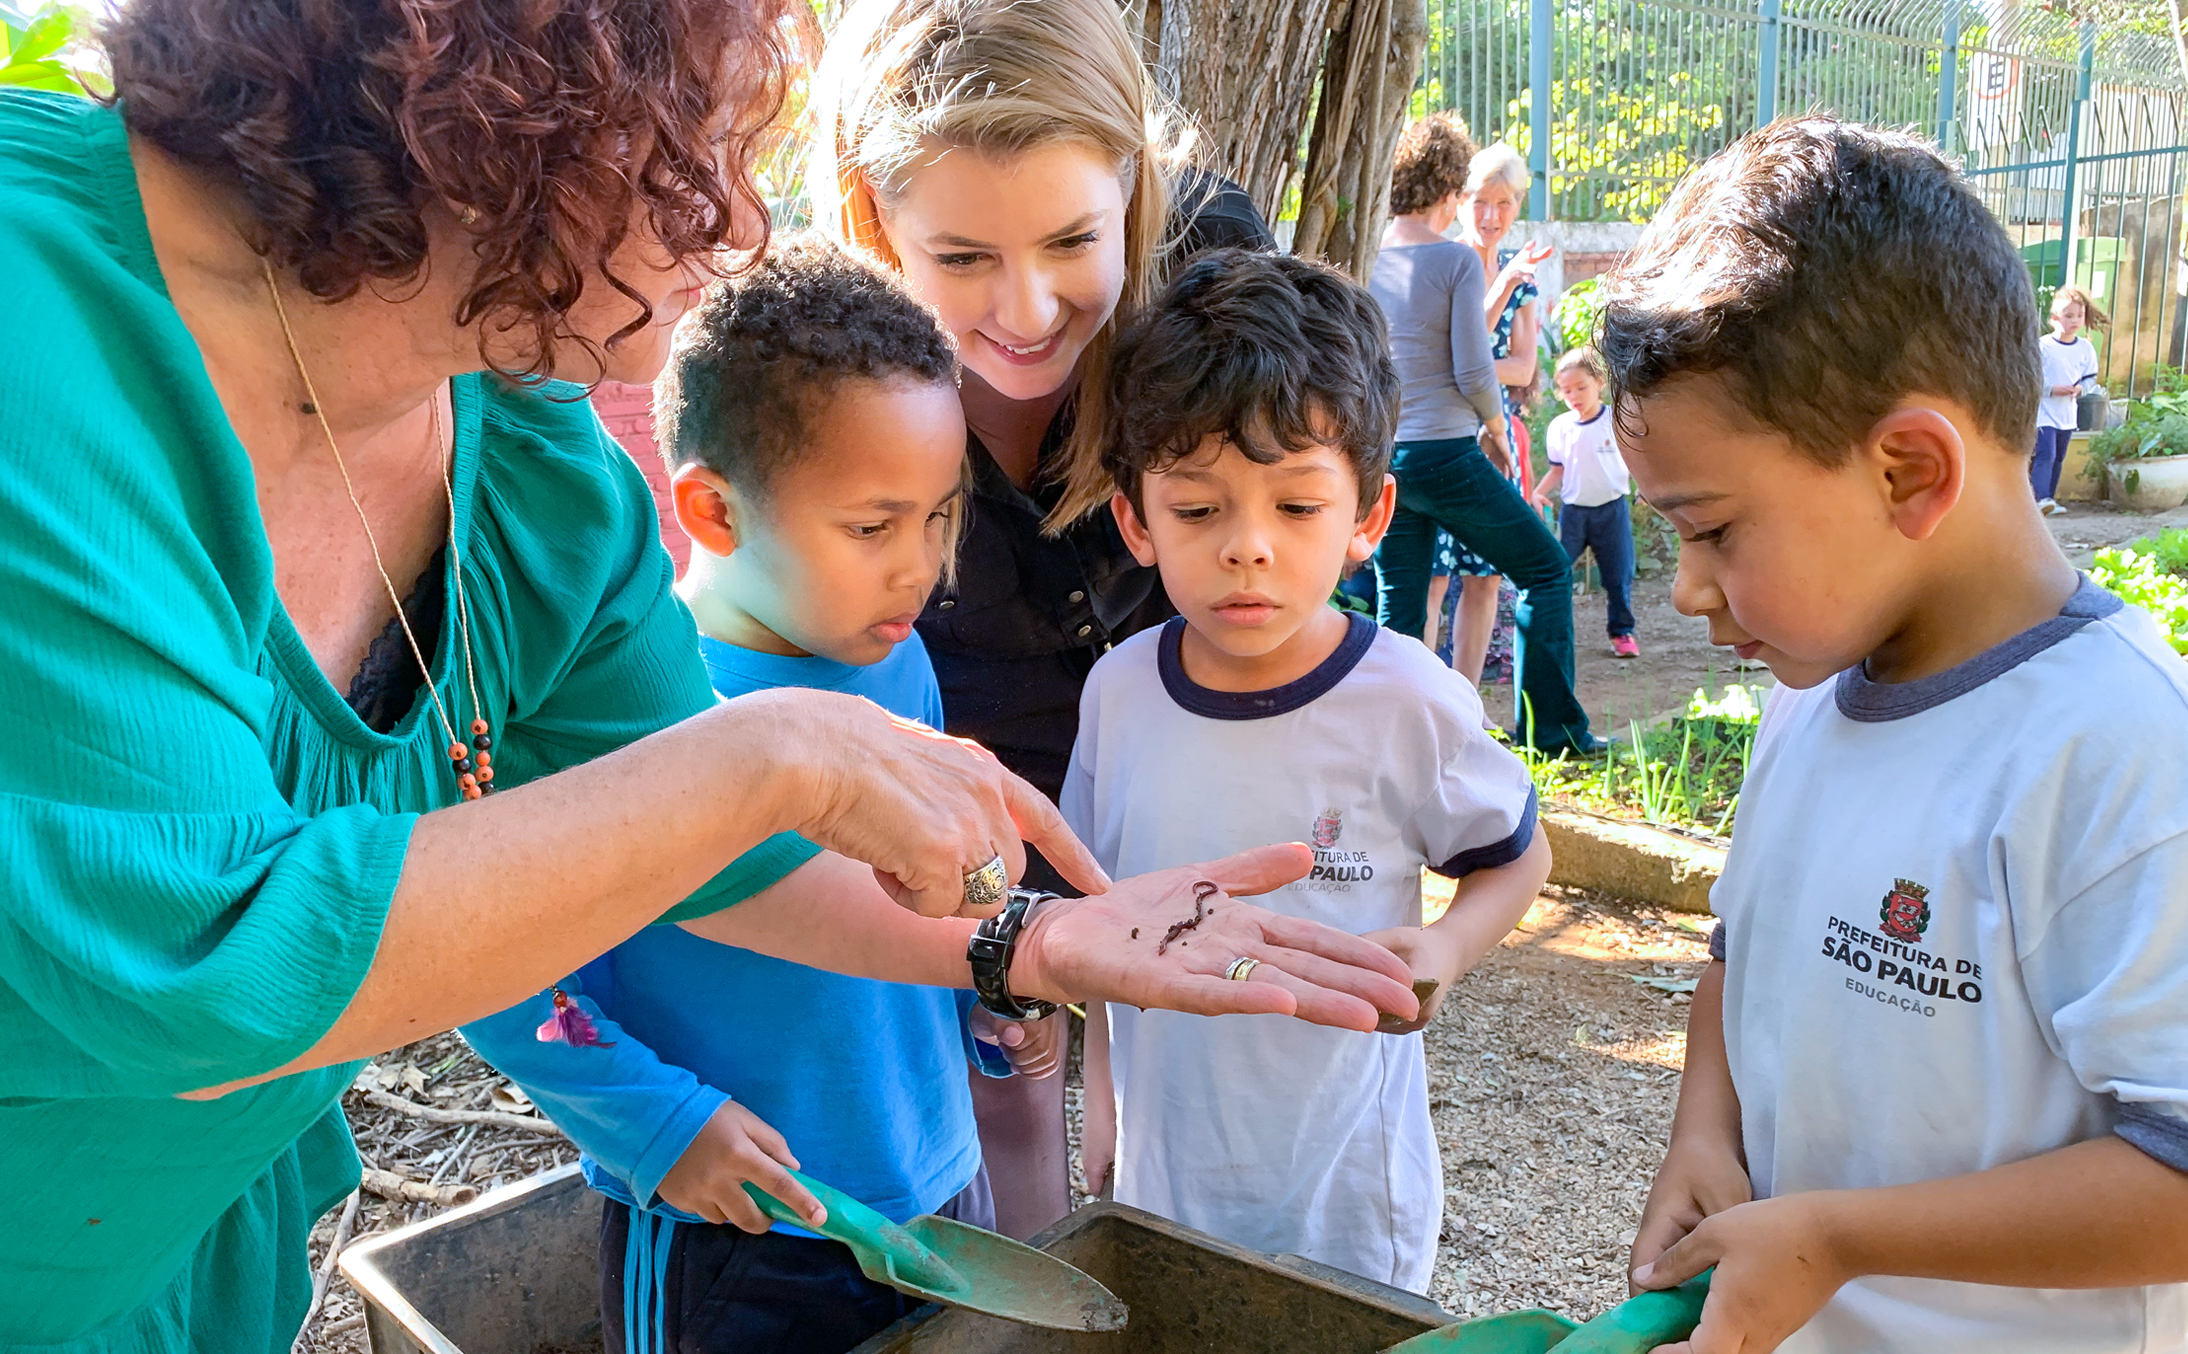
[1156,880,1221,955]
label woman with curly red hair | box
[0,1,1419,1349]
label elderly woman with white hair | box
[1440,143,1555,691]
[1371,123,1600,754]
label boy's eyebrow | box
[1645,490,1729,513]
[927,212,1108,250]
[847,496,923,513]
[1165,460,1338,485]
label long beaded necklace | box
[262,259,496,801]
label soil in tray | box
[534,1343,606,1354]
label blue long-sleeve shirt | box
[463,631,1003,1226]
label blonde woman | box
[810,0,1272,1239]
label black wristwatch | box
[967,886,1061,1020]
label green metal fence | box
[1413,0,2188,390]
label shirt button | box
[938,599,956,610]
[1077,624,1093,638]
[1068,590,1086,603]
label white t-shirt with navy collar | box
[2040,333,2100,430]
[1545,405,1629,507]
[1062,611,1537,1291]
[1711,578,2188,1353]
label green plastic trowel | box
[746,1171,1128,1333]
[1381,1274,1711,1353]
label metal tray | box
[851,1201,1452,1353]
[339,1164,604,1354]
[340,1169,1452,1354]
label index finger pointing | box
[1003,772,1110,895]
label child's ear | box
[670,464,743,559]
[1864,406,1965,542]
[1111,491,1159,567]
[1349,473,1398,562]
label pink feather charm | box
[535,988,615,1048]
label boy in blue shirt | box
[463,238,1052,1354]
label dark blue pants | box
[601,1168,994,1354]
[1376,436,1594,753]
[1557,498,1636,638]
[2031,426,2070,500]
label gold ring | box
[1224,956,1261,982]
[962,854,1009,911]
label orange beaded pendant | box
[468,718,495,796]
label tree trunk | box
[1293,0,1429,277]
[1144,0,1338,223]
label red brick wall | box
[1562,250,1625,286]
[589,380,689,577]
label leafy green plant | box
[2082,395,2188,485]
[2090,529,2188,655]
[1554,276,1602,353]
[2,3,99,94]
[1517,683,1762,836]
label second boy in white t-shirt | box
[1065,250,1549,1291]
[1532,346,1638,657]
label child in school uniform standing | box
[2033,285,2104,514]
[1066,250,1551,1293]
[1532,346,1639,658]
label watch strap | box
[968,886,1061,1021]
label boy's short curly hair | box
[1103,249,1397,519]
[104,0,798,385]
[655,235,958,500]
[1390,113,1479,216]
[1597,117,2039,464]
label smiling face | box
[676,376,967,666]
[1465,178,1522,252]
[1618,376,1930,689]
[1113,437,1394,692]
[876,141,1130,404]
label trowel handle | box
[742,1170,957,1290]
[1557,1273,1711,1352]
[745,1169,852,1232]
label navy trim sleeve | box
[2117,1102,2188,1173]
[1430,788,1538,879]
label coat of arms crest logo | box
[1878,878,1933,943]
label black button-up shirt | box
[917,427,1172,808]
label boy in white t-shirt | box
[1599,119,2188,1354]
[1064,250,1551,1291]
[1532,345,1639,657]
[2033,285,2105,514]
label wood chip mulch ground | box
[299,885,1707,1350]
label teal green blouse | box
[0,91,817,1351]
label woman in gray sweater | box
[1367,114,1599,755]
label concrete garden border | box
[1541,804,1725,914]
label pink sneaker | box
[1611,634,1640,659]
